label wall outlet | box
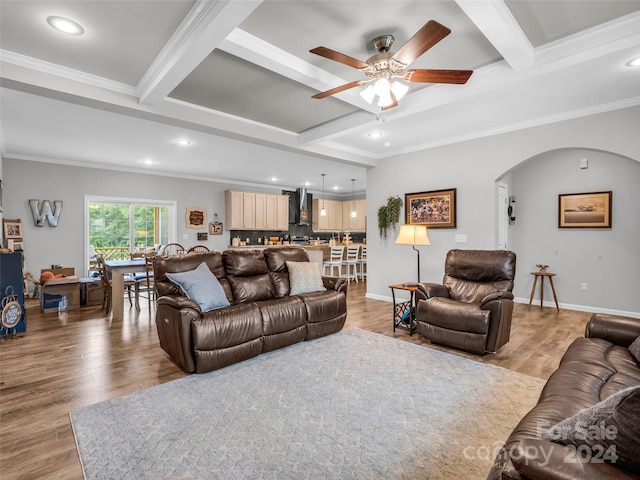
[580,283,588,291]
[454,234,467,243]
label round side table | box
[528,271,559,312]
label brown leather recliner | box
[415,249,516,355]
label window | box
[85,196,176,269]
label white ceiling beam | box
[218,28,378,113]
[138,0,263,106]
[456,0,534,69]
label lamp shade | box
[395,224,430,246]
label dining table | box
[104,258,146,320]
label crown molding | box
[0,50,136,96]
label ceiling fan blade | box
[312,80,364,99]
[403,69,473,84]
[310,46,369,70]
[391,20,451,67]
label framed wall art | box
[197,232,208,241]
[7,239,24,251]
[209,221,223,235]
[558,191,612,228]
[405,188,457,228]
[3,219,22,239]
[186,208,207,229]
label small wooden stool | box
[528,271,559,312]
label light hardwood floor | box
[0,282,592,480]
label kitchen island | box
[226,244,365,275]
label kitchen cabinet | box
[225,190,288,231]
[312,199,366,231]
[342,199,366,231]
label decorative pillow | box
[166,262,230,312]
[543,385,640,473]
[629,336,640,363]
[286,261,326,295]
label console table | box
[389,283,419,335]
[528,271,560,312]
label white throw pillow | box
[286,261,326,295]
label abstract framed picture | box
[185,208,207,229]
[558,191,612,228]
[405,188,457,228]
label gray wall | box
[366,106,640,317]
[508,148,639,313]
[2,160,267,278]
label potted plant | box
[377,196,403,239]
[536,264,549,274]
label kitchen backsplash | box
[228,226,366,246]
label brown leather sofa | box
[488,313,640,480]
[153,247,347,374]
[415,249,516,354]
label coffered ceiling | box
[1,0,639,194]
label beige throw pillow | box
[286,261,326,295]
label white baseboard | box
[513,297,640,318]
[366,293,640,319]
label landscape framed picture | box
[405,188,457,228]
[558,191,612,228]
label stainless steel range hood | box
[287,188,310,225]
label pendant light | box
[320,174,327,216]
[351,179,357,218]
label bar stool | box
[323,246,344,276]
[357,245,367,280]
[342,245,360,283]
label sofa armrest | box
[510,439,639,480]
[480,290,514,308]
[415,283,449,302]
[157,295,202,314]
[585,314,640,347]
[322,275,347,294]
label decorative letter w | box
[29,200,63,227]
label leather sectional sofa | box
[488,313,640,480]
[153,247,347,374]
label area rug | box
[70,328,545,480]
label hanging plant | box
[377,196,403,239]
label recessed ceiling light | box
[304,181,311,186]
[333,186,339,190]
[271,177,277,182]
[384,142,391,147]
[47,16,84,35]
[141,158,156,166]
[368,131,384,139]
[175,138,191,146]
[626,56,640,67]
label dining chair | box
[342,245,360,283]
[323,246,344,276]
[187,245,210,253]
[97,255,134,313]
[131,253,155,312]
[357,245,367,281]
[160,243,185,257]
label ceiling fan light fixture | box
[378,91,394,108]
[390,81,409,101]
[360,84,376,104]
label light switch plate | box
[182,233,189,240]
[454,234,467,243]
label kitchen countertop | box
[227,243,364,249]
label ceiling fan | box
[310,20,473,110]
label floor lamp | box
[395,224,430,283]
